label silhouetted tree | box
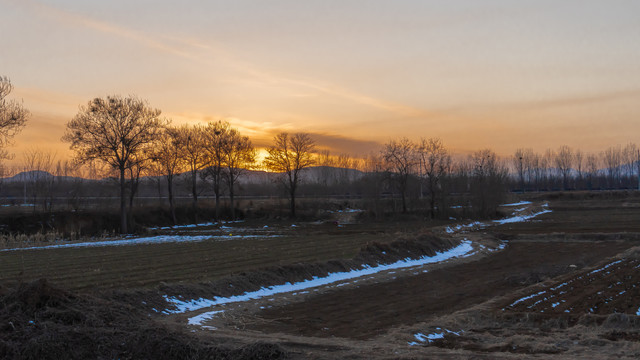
[202,120,229,220]
[469,149,507,218]
[179,124,207,221]
[382,137,416,214]
[417,137,451,218]
[150,126,184,225]
[62,95,163,233]
[0,76,29,159]
[554,145,574,190]
[222,128,255,220]
[264,132,315,218]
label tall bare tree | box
[602,145,622,189]
[179,124,207,221]
[150,126,184,225]
[202,120,229,220]
[417,137,451,218]
[586,153,600,190]
[382,137,416,214]
[62,95,164,233]
[554,145,574,190]
[222,128,256,220]
[264,132,315,218]
[0,76,29,159]
[470,149,507,217]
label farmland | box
[2,193,640,359]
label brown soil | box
[0,279,289,360]
[250,239,636,340]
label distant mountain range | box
[2,166,366,185]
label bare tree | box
[62,95,164,233]
[417,137,451,218]
[602,145,622,189]
[202,120,229,220]
[623,143,638,186]
[222,128,256,219]
[22,149,56,213]
[150,126,184,225]
[0,76,29,160]
[586,153,600,190]
[381,137,416,214]
[263,132,316,218]
[469,149,507,218]
[180,124,207,221]
[554,145,574,190]
[574,149,584,189]
[513,148,527,192]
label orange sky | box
[2,0,640,168]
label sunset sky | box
[1,0,640,166]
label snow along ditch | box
[0,234,281,252]
[163,240,477,326]
[445,203,551,234]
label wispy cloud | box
[518,88,640,109]
[17,0,434,120]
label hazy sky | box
[2,0,639,164]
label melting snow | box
[148,220,244,230]
[501,201,532,207]
[188,310,224,326]
[507,290,547,308]
[165,240,475,315]
[588,260,623,275]
[493,208,552,225]
[408,328,462,346]
[1,234,281,252]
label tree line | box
[2,77,640,233]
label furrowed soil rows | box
[251,239,637,339]
[0,223,403,290]
[503,257,640,315]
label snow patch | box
[188,310,224,326]
[408,328,462,346]
[1,234,281,251]
[164,240,475,315]
[493,208,552,225]
[501,201,532,207]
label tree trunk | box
[429,189,436,219]
[229,179,235,220]
[214,189,220,221]
[401,191,407,214]
[191,170,198,223]
[119,166,128,234]
[167,176,176,225]
[289,189,296,218]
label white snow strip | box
[1,234,281,251]
[588,260,623,276]
[508,290,547,308]
[493,209,552,225]
[188,310,224,326]
[551,282,569,291]
[165,241,475,314]
[148,220,244,230]
[445,221,485,234]
[408,329,461,346]
[501,201,532,207]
